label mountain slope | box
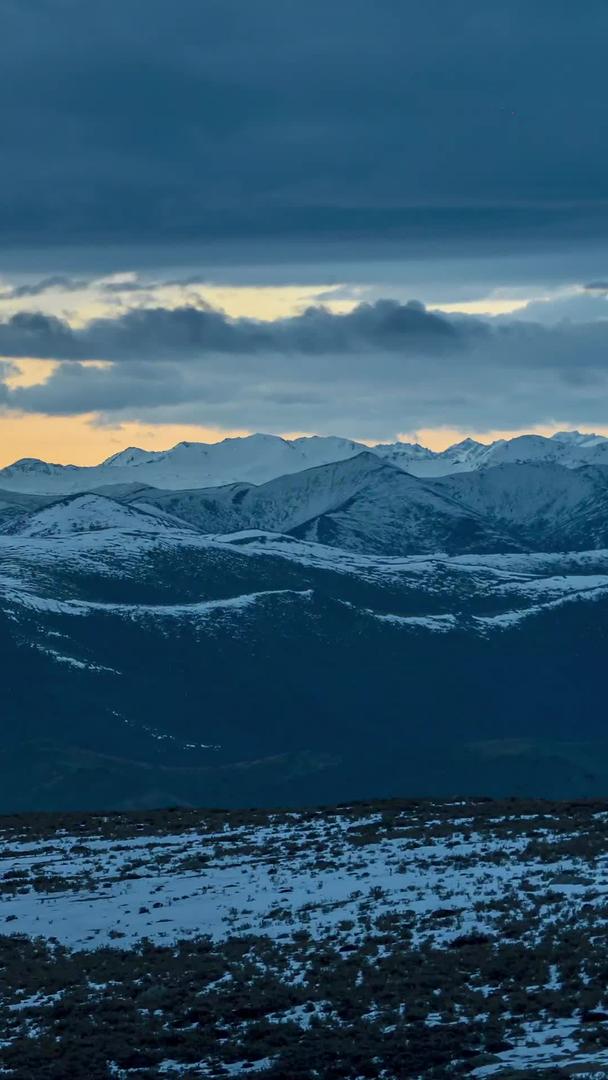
[11,455,608,556]
[2,520,608,810]
[116,452,523,555]
[1,493,192,538]
[124,452,396,534]
[0,487,51,527]
[436,462,608,550]
[286,457,522,554]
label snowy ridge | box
[0,434,370,494]
[0,579,314,622]
[111,451,521,557]
[6,434,608,556]
[6,436,608,556]
[0,493,192,538]
[2,428,608,494]
[2,519,608,636]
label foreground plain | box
[3,798,608,1077]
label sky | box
[1,1,608,465]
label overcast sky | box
[1,0,608,463]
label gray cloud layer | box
[1,1,608,256]
[1,300,608,437]
[0,301,461,361]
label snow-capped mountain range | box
[4,449,608,555]
[2,429,608,494]
[4,428,608,557]
[3,426,608,810]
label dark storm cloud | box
[3,3,608,436]
[1,1,608,254]
[0,301,461,361]
[3,301,608,436]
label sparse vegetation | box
[2,798,608,1076]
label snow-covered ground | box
[2,523,608,637]
[471,1018,608,1077]
[3,800,608,1077]
[1,805,606,952]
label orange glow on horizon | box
[394,425,608,452]
[0,414,252,467]
[0,414,607,468]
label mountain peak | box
[3,430,608,496]
[550,429,606,447]
[3,457,71,475]
[103,446,156,467]
[447,437,482,451]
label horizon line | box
[1,426,605,472]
